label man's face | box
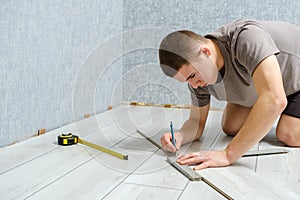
[173,54,219,88]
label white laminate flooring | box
[0,105,299,200]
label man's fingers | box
[160,133,179,152]
[193,161,211,170]
[177,151,208,161]
[164,142,177,152]
[161,138,176,152]
[177,153,208,165]
[177,157,199,165]
[178,152,198,160]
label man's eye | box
[190,73,195,79]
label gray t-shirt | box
[189,19,300,107]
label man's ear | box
[199,47,211,56]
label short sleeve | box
[188,84,211,107]
[234,25,280,76]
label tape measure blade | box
[78,138,128,160]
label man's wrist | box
[176,131,184,144]
[224,146,237,164]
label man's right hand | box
[160,131,183,152]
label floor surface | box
[0,105,299,200]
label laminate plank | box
[81,123,135,150]
[0,145,95,200]
[0,133,58,175]
[67,105,145,138]
[120,138,224,198]
[135,108,191,151]
[168,110,224,158]
[123,149,189,190]
[103,182,181,200]
[25,128,158,199]
[195,110,223,151]
[256,128,300,194]
[106,106,171,138]
[0,105,165,199]
[198,165,300,200]
[0,126,80,176]
[55,125,158,172]
[96,105,137,128]
[26,158,128,200]
[0,105,131,175]
[179,181,227,200]
[26,148,154,200]
[78,105,145,137]
[4,106,296,200]
[0,130,154,200]
[114,132,160,153]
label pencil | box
[170,121,178,156]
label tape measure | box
[57,133,128,160]
[57,133,79,145]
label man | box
[158,19,300,170]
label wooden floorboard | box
[198,165,300,200]
[123,149,189,190]
[103,182,182,200]
[1,105,300,199]
[179,181,227,200]
[26,148,154,199]
[0,145,95,199]
[256,128,300,195]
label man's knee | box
[222,125,238,137]
[276,125,300,147]
[221,103,251,137]
[276,114,300,147]
[221,111,239,136]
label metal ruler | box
[167,157,234,200]
[136,129,288,157]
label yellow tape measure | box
[57,133,128,160]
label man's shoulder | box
[205,19,263,42]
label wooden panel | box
[27,158,128,200]
[179,181,227,200]
[0,134,58,175]
[0,106,137,176]
[124,149,189,190]
[198,165,300,200]
[256,129,300,194]
[26,148,154,199]
[103,182,182,199]
[118,132,160,152]
[3,106,299,199]
[0,146,95,199]
[81,123,134,150]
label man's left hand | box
[176,150,231,170]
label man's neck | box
[209,39,224,71]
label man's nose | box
[190,80,200,88]
[190,79,206,88]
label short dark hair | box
[159,30,207,77]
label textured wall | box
[123,0,300,108]
[2,0,300,147]
[0,0,123,147]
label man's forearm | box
[225,96,286,163]
[178,118,205,145]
